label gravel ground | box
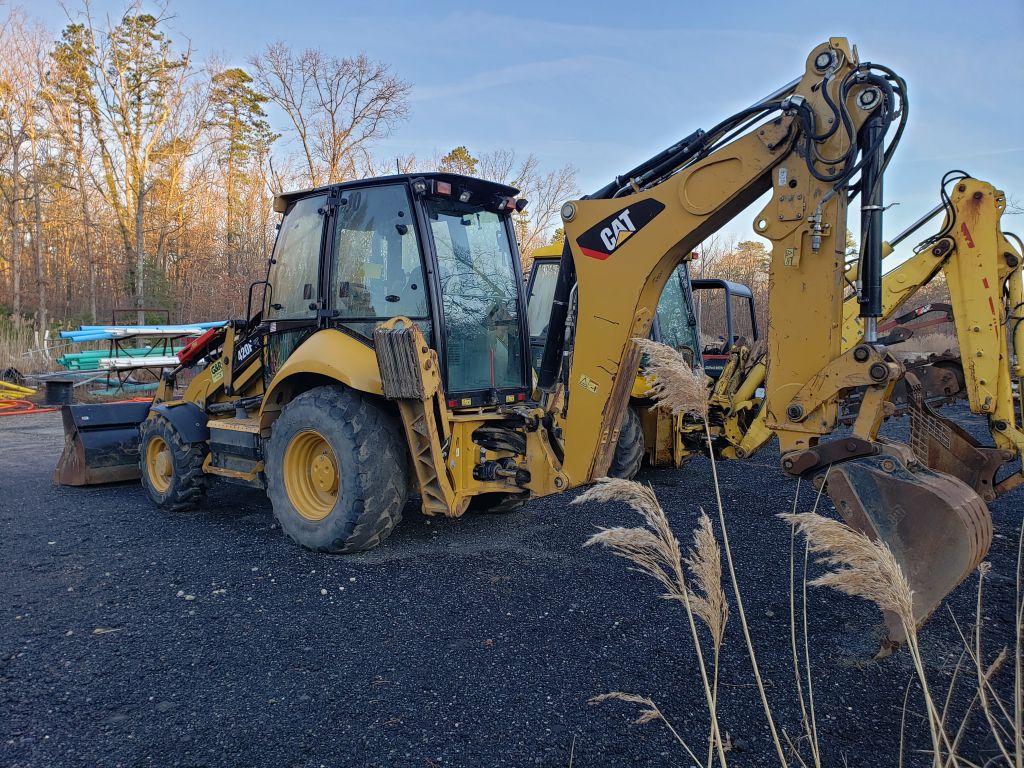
[1,406,1019,768]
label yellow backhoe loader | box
[56,39,999,641]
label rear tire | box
[139,414,209,511]
[265,385,409,553]
[607,406,644,479]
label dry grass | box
[577,479,729,767]
[584,338,1023,767]
[778,512,914,619]
[621,339,788,766]
[585,479,1023,767]
[633,337,708,416]
[780,510,954,765]
[685,511,729,650]
[891,332,958,362]
[0,320,58,375]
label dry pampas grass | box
[576,480,727,648]
[778,511,914,621]
[633,337,708,417]
[577,478,730,767]
[685,511,729,650]
[620,338,788,766]
[578,479,684,600]
[781,510,959,767]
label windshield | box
[427,200,525,395]
[656,262,700,363]
[526,260,559,339]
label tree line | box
[0,2,578,331]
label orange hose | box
[0,399,58,417]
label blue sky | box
[37,0,1024,249]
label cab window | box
[526,260,559,340]
[656,263,700,362]
[427,200,524,394]
[331,184,428,331]
[267,194,327,320]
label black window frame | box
[323,180,435,340]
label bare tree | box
[0,10,48,325]
[250,42,409,187]
[478,148,578,261]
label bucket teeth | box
[824,450,993,646]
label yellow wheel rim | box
[283,430,339,521]
[145,435,173,494]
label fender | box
[151,401,209,443]
[260,329,383,428]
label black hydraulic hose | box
[536,238,577,391]
[590,128,706,200]
[623,104,784,196]
[914,170,971,254]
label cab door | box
[326,182,431,342]
[264,192,330,375]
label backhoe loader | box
[541,171,1023,499]
[56,38,995,641]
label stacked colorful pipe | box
[57,346,187,371]
[59,321,225,343]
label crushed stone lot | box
[1,406,1019,767]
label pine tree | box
[438,145,478,176]
[209,67,275,273]
[50,23,99,321]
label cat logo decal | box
[576,199,665,261]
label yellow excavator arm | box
[539,38,992,641]
[722,175,1024,495]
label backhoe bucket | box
[54,402,151,486]
[824,449,992,647]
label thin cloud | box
[410,55,616,102]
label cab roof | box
[531,243,565,260]
[272,172,520,214]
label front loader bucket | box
[54,402,152,486]
[824,450,992,647]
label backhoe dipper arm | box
[547,39,890,483]
[941,181,1024,484]
[842,178,1024,489]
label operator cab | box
[264,173,531,408]
[526,247,701,369]
[690,279,759,379]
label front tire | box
[265,385,409,553]
[139,414,209,511]
[607,405,644,479]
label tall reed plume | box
[633,337,789,766]
[577,478,729,767]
